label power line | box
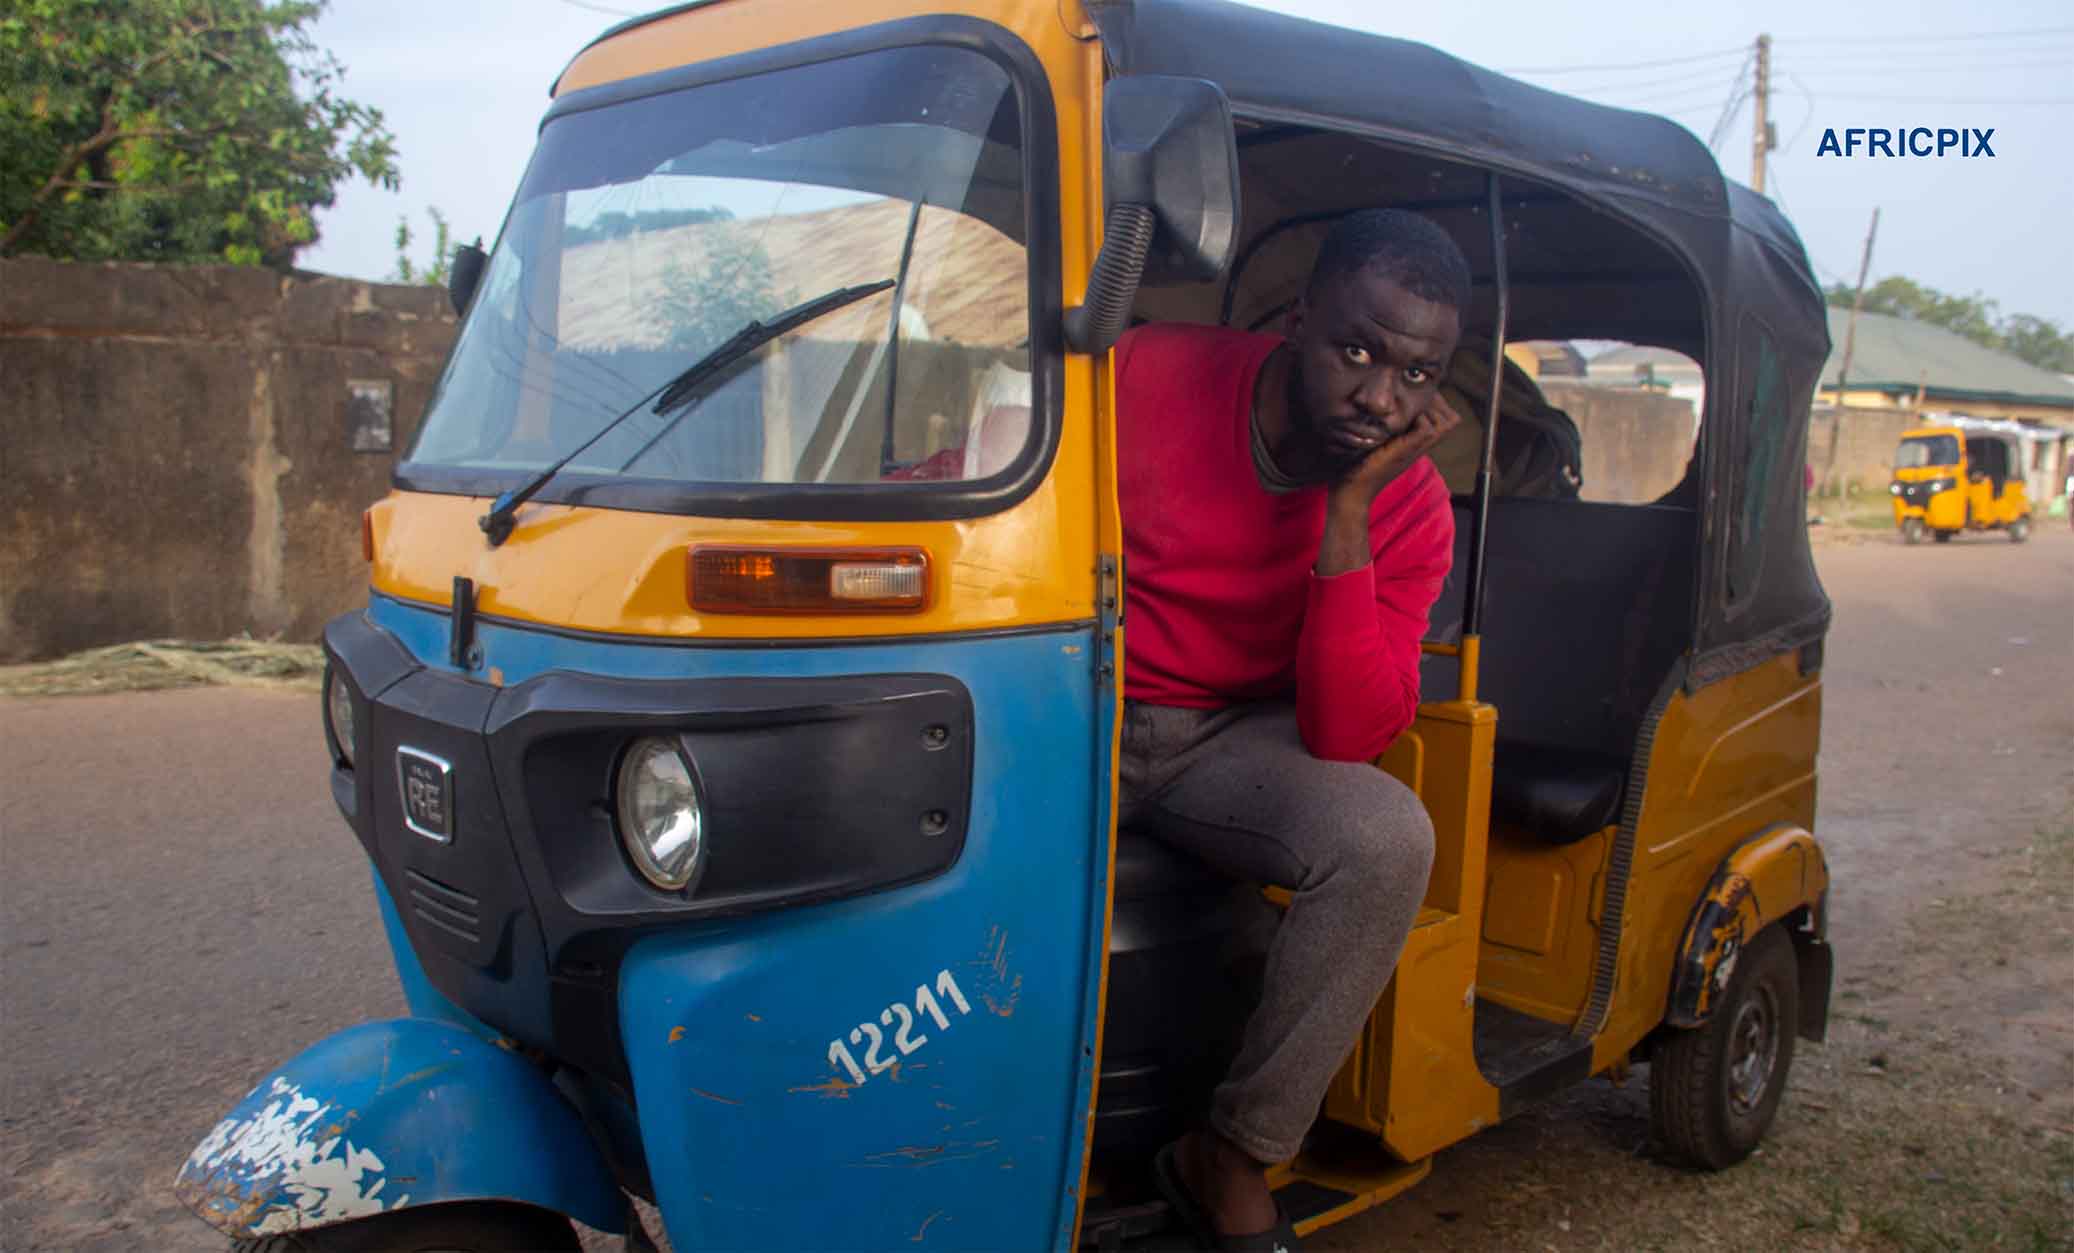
[1702,50,1755,152]
[1782,59,2074,77]
[1496,45,1745,75]
[1707,88,1750,152]
[1529,66,1747,96]
[1781,73,1819,154]
[1771,40,2074,67]
[553,0,636,15]
[1589,77,1750,109]
[1776,23,2074,45]
[1794,91,2074,104]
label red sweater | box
[1115,323,1454,762]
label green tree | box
[655,213,793,351]
[0,0,398,267]
[1999,314,2074,374]
[391,205,451,286]
[1825,276,2074,374]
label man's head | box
[1284,210,1471,465]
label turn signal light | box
[361,510,375,563]
[689,546,929,614]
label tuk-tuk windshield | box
[1896,435,1961,468]
[407,45,1032,490]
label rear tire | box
[2010,516,2031,543]
[1650,925,1799,1171]
[1900,517,1925,545]
[228,1202,583,1253]
[1932,529,1953,544]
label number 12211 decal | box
[826,968,972,1085]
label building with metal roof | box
[1820,308,2074,424]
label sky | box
[303,0,2074,327]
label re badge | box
[397,747,454,843]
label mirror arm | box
[1064,202,1156,354]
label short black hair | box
[1308,209,1472,313]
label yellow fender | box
[1666,825,1832,1038]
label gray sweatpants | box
[1118,700,1436,1163]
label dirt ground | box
[2,520,2068,1252]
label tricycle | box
[178,1,1836,1247]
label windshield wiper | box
[478,278,894,546]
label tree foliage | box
[0,0,398,267]
[655,210,794,352]
[1826,276,2074,374]
[390,205,450,286]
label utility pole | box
[1820,206,1880,497]
[1751,34,1775,193]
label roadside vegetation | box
[0,638,322,698]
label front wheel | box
[229,1203,582,1253]
[2010,516,2031,543]
[1932,528,1954,544]
[1900,517,1925,545]
[1649,924,1799,1170]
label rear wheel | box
[228,1202,583,1253]
[1650,925,1799,1170]
[1900,517,1925,545]
[1932,528,1953,544]
[2010,516,2031,543]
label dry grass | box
[0,638,324,698]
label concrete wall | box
[1,258,456,663]
[1806,405,1928,497]
[1539,382,1697,504]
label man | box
[1115,208,1468,1247]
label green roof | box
[1822,308,2074,408]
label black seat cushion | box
[1491,742,1628,845]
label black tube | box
[1064,203,1156,354]
[1461,174,1508,639]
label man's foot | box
[1176,1127,1279,1237]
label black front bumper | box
[324,610,974,1085]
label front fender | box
[1666,825,1831,1033]
[176,1018,624,1238]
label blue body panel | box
[365,597,1110,1251]
[174,1017,625,1237]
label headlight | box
[326,669,356,768]
[616,736,706,891]
[1889,482,1902,494]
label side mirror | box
[448,240,488,317]
[1065,76,1239,354]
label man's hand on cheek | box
[1329,400,1462,507]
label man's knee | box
[1320,768,1436,893]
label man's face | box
[1285,267,1462,466]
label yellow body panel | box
[1331,697,1504,1161]
[368,482,1098,639]
[1591,653,1822,1071]
[1475,826,1611,1022]
[370,0,1105,641]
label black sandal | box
[1151,1140,1304,1252]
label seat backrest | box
[1421,498,1696,759]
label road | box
[3,523,2069,1251]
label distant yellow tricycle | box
[1890,421,2033,544]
